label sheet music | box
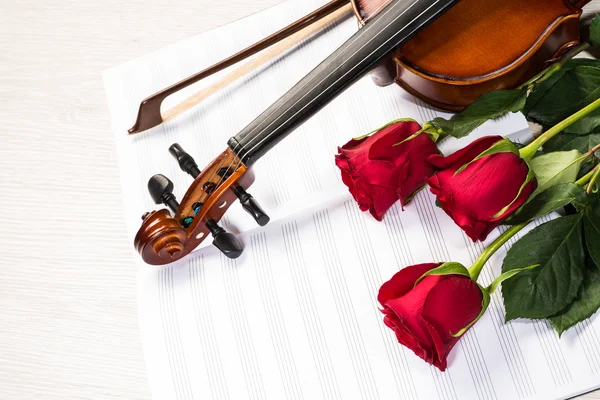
[102,0,600,399]
[137,191,600,400]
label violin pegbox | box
[134,145,268,265]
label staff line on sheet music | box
[576,321,600,374]
[313,209,380,400]
[313,210,372,399]
[384,205,413,268]
[463,231,533,399]
[221,256,267,399]
[497,227,536,398]
[483,231,534,398]
[461,236,500,400]
[344,201,419,400]
[189,257,231,400]
[251,233,305,400]
[282,221,342,400]
[251,234,295,399]
[576,322,598,374]
[344,201,408,398]
[159,269,195,400]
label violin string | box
[212,0,404,188]
[193,0,404,207]
[211,0,418,196]
[205,0,442,219]
[234,0,429,160]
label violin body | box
[353,0,589,110]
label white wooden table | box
[1,1,599,399]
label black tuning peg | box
[232,186,270,226]
[148,174,180,213]
[205,219,243,259]
[169,143,201,178]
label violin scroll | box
[134,146,263,265]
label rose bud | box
[335,120,438,221]
[426,135,537,242]
[378,262,487,371]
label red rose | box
[335,121,438,221]
[378,263,485,371]
[427,136,537,241]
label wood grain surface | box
[1,0,599,399]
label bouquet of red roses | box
[335,15,600,371]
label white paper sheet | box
[103,0,600,399]
[136,194,600,400]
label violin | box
[134,0,590,265]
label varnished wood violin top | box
[353,0,588,109]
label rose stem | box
[517,42,590,89]
[588,168,600,194]
[468,224,526,281]
[577,163,600,194]
[519,97,600,161]
[468,167,599,281]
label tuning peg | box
[148,174,179,213]
[169,143,201,178]
[232,186,270,226]
[205,219,243,259]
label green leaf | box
[564,108,600,135]
[584,194,600,268]
[502,214,586,320]
[486,264,540,294]
[429,87,528,138]
[506,183,588,225]
[524,61,600,129]
[414,262,469,286]
[591,14,600,47]
[548,264,600,337]
[529,150,583,196]
[544,132,600,155]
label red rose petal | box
[368,121,422,161]
[377,263,441,305]
[427,135,503,170]
[421,276,483,343]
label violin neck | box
[228,0,459,166]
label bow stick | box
[128,0,353,134]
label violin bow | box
[128,0,353,134]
